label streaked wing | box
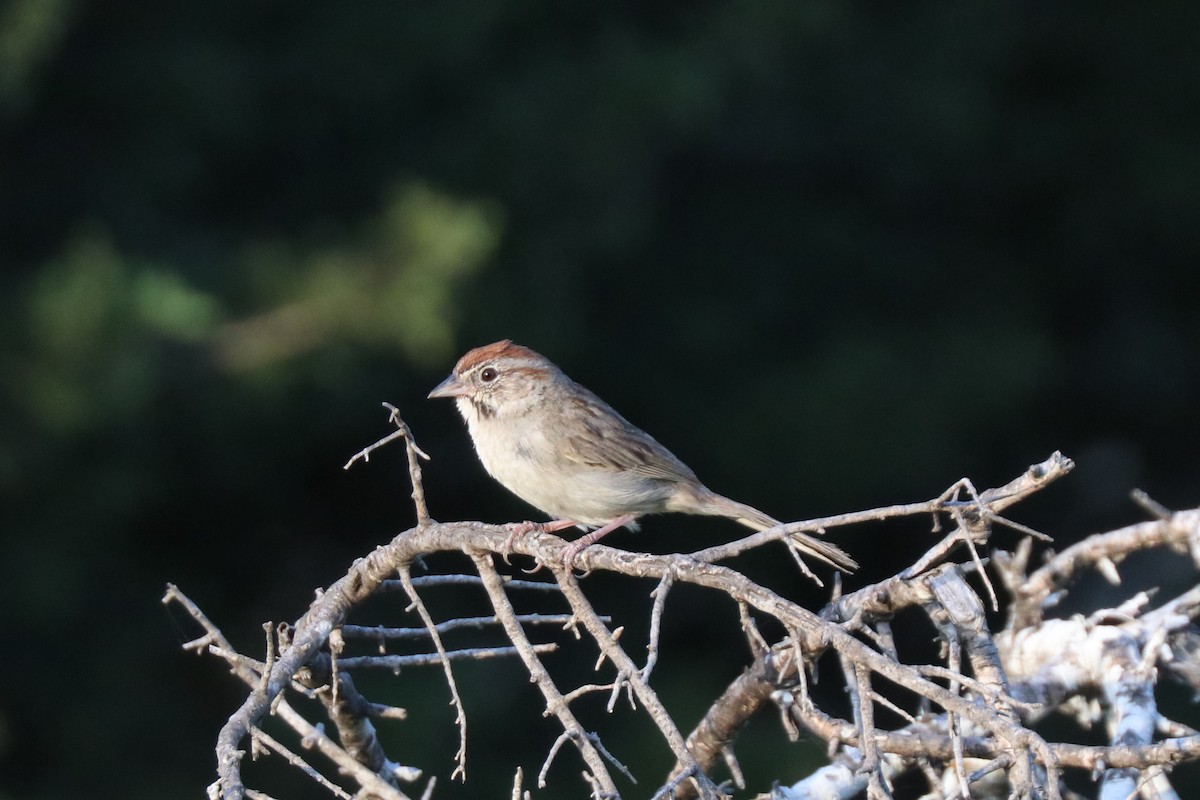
[557,388,698,483]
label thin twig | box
[344,404,432,524]
[381,574,561,592]
[340,614,589,641]
[643,572,674,682]
[249,727,355,800]
[689,452,1073,564]
[551,564,725,799]
[334,645,556,669]
[1016,509,1200,628]
[273,696,412,800]
[398,564,468,781]
[471,553,621,797]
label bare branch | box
[272,696,411,800]
[642,571,673,682]
[170,441,1200,800]
[471,553,620,797]
[248,727,354,800]
[340,613,585,641]
[397,564,468,781]
[690,451,1073,564]
[550,564,726,799]
[1013,508,1200,628]
[333,645,556,669]
[344,403,431,524]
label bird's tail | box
[699,491,858,572]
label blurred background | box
[2,2,1198,798]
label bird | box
[428,340,856,573]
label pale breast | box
[463,405,673,525]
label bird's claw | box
[560,542,593,577]
[500,521,537,565]
[501,519,577,565]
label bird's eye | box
[480,367,499,383]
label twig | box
[293,660,418,782]
[380,574,560,592]
[397,564,468,781]
[689,499,946,563]
[643,572,673,682]
[737,601,770,658]
[670,650,784,800]
[850,661,888,799]
[551,564,726,799]
[167,585,416,797]
[586,731,637,784]
[650,764,710,800]
[334,645,556,669]
[1131,489,1172,520]
[344,404,432,525]
[562,682,625,705]
[471,553,621,797]
[942,755,1014,800]
[690,452,1073,564]
[273,696,411,800]
[249,727,354,800]
[789,695,1200,771]
[340,614,588,641]
[244,790,281,800]
[538,732,572,791]
[1015,509,1200,628]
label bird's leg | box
[561,514,638,569]
[501,519,577,562]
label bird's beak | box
[428,374,469,399]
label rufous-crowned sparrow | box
[429,340,855,572]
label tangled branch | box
[165,405,1200,799]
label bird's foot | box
[558,514,637,573]
[560,539,590,572]
[501,519,576,564]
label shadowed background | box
[2,2,1198,797]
